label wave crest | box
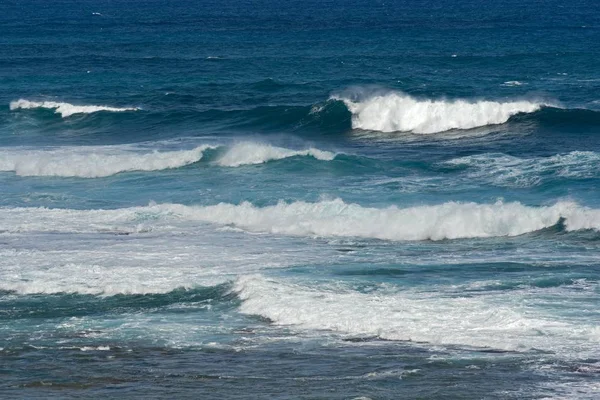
[9,99,139,117]
[0,145,212,178]
[172,199,600,241]
[3,199,599,240]
[0,142,338,177]
[216,142,336,167]
[333,91,548,133]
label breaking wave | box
[0,142,337,177]
[216,142,336,167]
[2,199,599,240]
[0,145,213,178]
[9,99,139,117]
[333,90,549,133]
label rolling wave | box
[0,145,213,178]
[216,142,336,167]
[2,199,599,240]
[0,142,337,177]
[9,99,139,117]
[332,90,549,134]
[8,92,599,138]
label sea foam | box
[233,275,600,356]
[9,99,139,117]
[446,151,600,187]
[334,91,546,133]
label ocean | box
[1,0,599,398]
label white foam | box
[446,151,600,187]
[2,199,599,240]
[334,91,546,133]
[9,99,139,117]
[0,145,212,178]
[535,379,600,400]
[81,346,110,351]
[3,199,599,296]
[178,199,600,240]
[216,142,336,167]
[0,142,336,177]
[0,225,311,296]
[233,275,600,356]
[502,81,525,87]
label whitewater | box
[0,142,337,177]
[2,199,599,239]
[335,91,548,133]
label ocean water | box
[1,0,600,398]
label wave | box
[9,99,139,117]
[445,151,600,187]
[332,90,549,133]
[8,91,599,139]
[0,282,233,310]
[2,199,599,240]
[169,199,600,241]
[233,275,600,355]
[0,145,213,178]
[216,142,336,167]
[0,141,338,177]
[510,105,600,128]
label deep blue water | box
[1,1,600,398]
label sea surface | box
[1,0,600,398]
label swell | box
[0,284,233,319]
[2,199,599,240]
[7,95,600,137]
[2,141,599,191]
[6,98,352,136]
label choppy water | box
[1,0,600,398]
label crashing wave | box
[333,90,548,133]
[2,199,599,240]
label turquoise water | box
[1,1,600,398]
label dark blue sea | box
[1,0,600,398]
